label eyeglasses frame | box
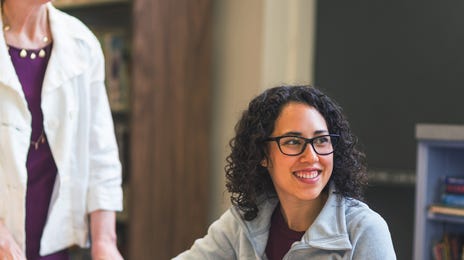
[264,134,340,156]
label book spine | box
[445,176,464,185]
[446,184,464,195]
[429,204,464,217]
[433,242,443,260]
[442,193,464,207]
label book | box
[443,176,464,195]
[433,232,464,260]
[442,193,464,207]
[446,185,464,195]
[94,28,131,113]
[432,233,464,260]
[445,177,464,186]
[114,121,129,182]
[429,204,464,217]
[433,241,444,260]
[449,234,462,260]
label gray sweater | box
[174,185,396,259]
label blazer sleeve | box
[86,35,123,212]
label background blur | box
[212,0,464,259]
[58,0,464,259]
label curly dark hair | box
[225,85,368,221]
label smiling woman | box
[173,85,397,260]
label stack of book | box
[93,28,131,113]
[432,233,464,260]
[429,176,464,219]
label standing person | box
[174,85,396,259]
[0,0,123,259]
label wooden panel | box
[129,0,212,259]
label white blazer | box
[0,3,123,255]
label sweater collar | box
[234,183,353,257]
[302,184,352,250]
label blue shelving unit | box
[413,124,464,260]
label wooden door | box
[129,0,212,259]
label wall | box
[210,0,264,220]
[314,1,464,259]
[210,0,317,220]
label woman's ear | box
[260,158,268,167]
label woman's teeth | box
[294,171,319,179]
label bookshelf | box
[54,0,132,258]
[414,124,464,260]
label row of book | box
[429,176,464,218]
[95,28,131,113]
[433,233,464,260]
[115,119,130,223]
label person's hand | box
[91,240,123,260]
[90,210,123,260]
[0,221,26,260]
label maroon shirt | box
[265,205,306,260]
[9,44,69,260]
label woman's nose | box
[300,143,319,162]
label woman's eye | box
[282,138,303,146]
[314,136,330,145]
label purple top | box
[265,204,305,260]
[9,44,69,260]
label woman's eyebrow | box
[314,130,329,135]
[282,131,302,136]
[280,130,329,136]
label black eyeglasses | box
[265,134,340,156]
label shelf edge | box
[416,123,464,141]
[54,0,130,10]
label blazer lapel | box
[0,6,24,96]
[42,3,89,94]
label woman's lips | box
[293,170,321,184]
